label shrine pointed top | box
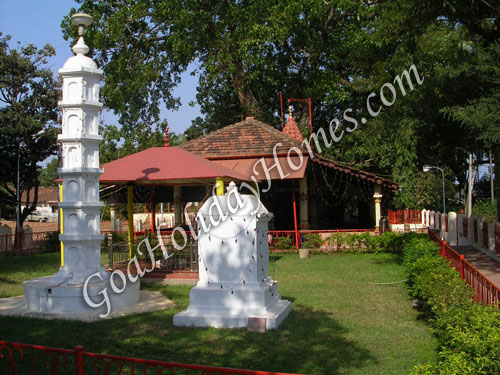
[60,12,100,73]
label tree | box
[62,0,373,134]
[38,157,59,187]
[0,33,58,244]
[99,120,185,164]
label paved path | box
[452,246,500,289]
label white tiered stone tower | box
[54,14,106,285]
[23,14,139,319]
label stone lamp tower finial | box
[71,13,93,56]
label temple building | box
[180,112,397,231]
[99,111,396,233]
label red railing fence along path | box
[387,209,421,224]
[0,231,56,256]
[428,229,500,308]
[0,341,307,375]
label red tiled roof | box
[181,117,305,159]
[213,156,309,181]
[283,115,304,142]
[21,186,59,204]
[100,147,250,185]
[180,116,397,189]
[312,155,398,191]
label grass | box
[0,251,108,298]
[0,252,436,374]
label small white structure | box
[23,14,139,318]
[174,183,291,329]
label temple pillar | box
[373,184,383,232]
[299,177,309,229]
[174,185,182,226]
[109,203,116,231]
[127,186,134,258]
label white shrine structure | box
[23,14,139,318]
[174,182,291,329]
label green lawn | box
[0,252,436,374]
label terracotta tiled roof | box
[21,186,59,203]
[100,147,250,185]
[180,116,398,189]
[181,117,305,159]
[283,115,304,142]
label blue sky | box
[0,0,201,135]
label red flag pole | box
[292,180,299,249]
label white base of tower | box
[173,282,291,329]
[23,273,140,319]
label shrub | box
[273,236,293,250]
[39,231,60,253]
[403,235,500,375]
[302,233,322,249]
[326,233,345,252]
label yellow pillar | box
[373,184,383,232]
[127,186,134,258]
[216,177,224,196]
[59,183,64,267]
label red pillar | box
[75,346,84,375]
[292,180,299,249]
[460,255,465,280]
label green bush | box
[403,235,500,375]
[302,233,322,249]
[324,231,408,253]
[273,236,293,250]
[39,231,60,253]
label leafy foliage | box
[0,33,58,234]
[402,235,500,375]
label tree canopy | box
[0,33,59,232]
[63,0,500,215]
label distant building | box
[21,186,59,222]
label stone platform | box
[0,290,173,322]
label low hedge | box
[325,231,405,253]
[402,235,500,375]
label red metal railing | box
[0,231,56,256]
[387,209,421,224]
[482,221,489,249]
[0,341,305,375]
[428,229,500,308]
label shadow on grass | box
[370,252,404,265]
[0,252,59,274]
[0,304,375,375]
[0,278,16,285]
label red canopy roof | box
[100,147,250,185]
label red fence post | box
[442,240,446,258]
[75,345,84,375]
[460,255,465,280]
